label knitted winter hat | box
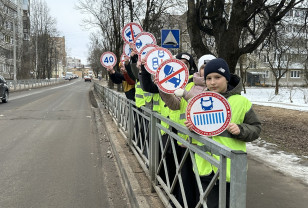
[197,54,216,71]
[175,52,198,74]
[203,58,230,81]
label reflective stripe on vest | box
[152,93,160,112]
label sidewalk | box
[247,156,308,208]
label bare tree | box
[187,0,305,73]
[87,34,105,79]
[30,0,58,79]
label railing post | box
[128,101,133,147]
[117,94,121,131]
[230,150,247,208]
[149,111,158,192]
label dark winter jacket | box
[221,74,261,142]
[109,71,135,101]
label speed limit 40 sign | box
[100,52,117,68]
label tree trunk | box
[187,1,211,58]
[275,78,279,95]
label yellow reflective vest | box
[195,94,250,181]
[135,81,145,108]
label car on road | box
[0,75,9,103]
[84,76,92,82]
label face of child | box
[180,59,190,69]
[205,72,228,93]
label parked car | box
[84,76,92,82]
[0,75,9,103]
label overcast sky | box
[48,0,91,64]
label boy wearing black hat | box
[185,58,261,208]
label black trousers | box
[176,146,198,208]
[199,173,230,208]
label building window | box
[275,70,286,78]
[263,70,270,78]
[290,70,300,78]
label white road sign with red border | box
[121,22,143,43]
[133,32,156,54]
[186,92,231,136]
[120,53,126,65]
[123,42,132,57]
[138,44,158,62]
[100,52,117,68]
[144,47,172,74]
[155,59,189,94]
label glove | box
[174,88,184,97]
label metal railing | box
[94,82,247,208]
[7,78,66,92]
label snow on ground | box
[242,86,308,112]
[243,87,308,184]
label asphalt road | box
[0,80,128,208]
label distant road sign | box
[144,47,173,74]
[122,22,143,43]
[100,52,117,68]
[155,59,189,94]
[186,92,231,136]
[161,29,180,49]
[133,32,156,54]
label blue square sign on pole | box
[161,29,180,49]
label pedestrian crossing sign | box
[161,29,180,49]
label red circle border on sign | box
[138,44,158,61]
[155,58,189,94]
[122,42,131,57]
[144,47,172,74]
[133,32,157,53]
[121,22,143,44]
[186,92,231,136]
[100,52,117,68]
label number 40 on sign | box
[100,52,117,68]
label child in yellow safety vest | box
[185,58,261,208]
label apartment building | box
[66,57,82,69]
[51,36,66,78]
[0,0,29,79]
[246,6,308,87]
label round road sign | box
[121,22,143,43]
[123,42,132,57]
[133,32,156,54]
[144,47,172,74]
[100,52,117,68]
[120,53,126,65]
[138,44,158,62]
[186,92,231,136]
[155,58,189,94]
